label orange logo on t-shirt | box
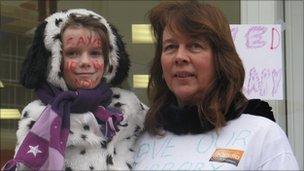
[209,148,244,166]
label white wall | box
[241,0,303,169]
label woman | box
[3,9,147,170]
[134,1,298,170]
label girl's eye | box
[65,51,79,58]
[90,50,103,57]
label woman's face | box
[161,28,215,105]
[62,27,105,90]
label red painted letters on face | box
[62,27,105,90]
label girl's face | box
[161,28,215,105]
[62,27,105,90]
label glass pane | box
[0,0,39,166]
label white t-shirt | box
[134,114,299,170]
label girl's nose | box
[79,53,92,68]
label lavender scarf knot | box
[2,81,123,171]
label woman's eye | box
[163,44,177,53]
[189,43,203,52]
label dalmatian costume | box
[14,9,147,170]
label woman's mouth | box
[174,71,195,78]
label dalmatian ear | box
[109,24,130,86]
[20,21,51,89]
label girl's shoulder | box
[20,100,47,121]
[109,87,148,122]
[108,87,148,139]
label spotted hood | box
[20,9,130,90]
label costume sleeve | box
[15,100,46,155]
[255,122,299,170]
[107,88,148,170]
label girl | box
[3,9,147,170]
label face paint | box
[92,59,103,71]
[74,79,94,88]
[62,27,105,90]
[66,37,74,46]
[76,36,86,46]
[92,38,102,47]
[66,35,101,48]
[86,35,93,45]
[82,80,91,87]
[65,60,77,73]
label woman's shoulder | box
[231,113,275,125]
[227,114,287,141]
[229,114,277,129]
[235,115,298,169]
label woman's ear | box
[109,24,130,86]
[20,21,51,89]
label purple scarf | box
[2,81,123,170]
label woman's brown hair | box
[145,1,248,135]
[61,14,111,67]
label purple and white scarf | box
[2,81,123,170]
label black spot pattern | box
[65,167,72,171]
[83,124,90,131]
[27,120,36,129]
[129,148,134,152]
[68,145,75,149]
[140,103,145,110]
[69,130,74,134]
[53,33,61,41]
[106,154,113,165]
[134,125,141,133]
[108,65,113,73]
[55,18,62,27]
[125,136,131,140]
[126,162,132,169]
[80,149,86,155]
[114,148,116,155]
[119,122,128,127]
[81,134,87,140]
[113,94,120,99]
[58,71,63,78]
[114,102,124,108]
[89,166,94,170]
[134,125,141,136]
[101,140,107,148]
[22,111,29,118]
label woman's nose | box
[175,46,189,65]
